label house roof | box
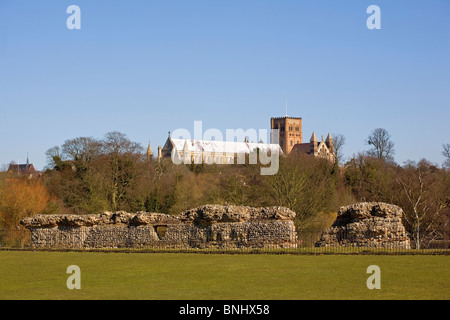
[292,143,311,153]
[8,163,35,174]
[169,138,283,155]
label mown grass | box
[0,251,448,300]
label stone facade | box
[20,205,298,250]
[270,116,335,162]
[157,136,282,165]
[292,132,335,162]
[270,116,303,154]
[315,202,411,249]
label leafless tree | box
[266,153,335,231]
[395,160,447,249]
[102,131,143,156]
[332,133,346,165]
[62,137,102,162]
[99,132,144,211]
[366,128,395,162]
[442,143,450,168]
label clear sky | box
[1,0,449,170]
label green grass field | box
[0,251,448,300]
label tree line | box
[1,129,449,248]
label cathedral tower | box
[270,116,302,155]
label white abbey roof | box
[170,138,282,155]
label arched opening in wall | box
[154,225,168,240]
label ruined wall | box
[20,205,298,249]
[315,202,411,249]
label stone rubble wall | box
[315,202,411,249]
[21,205,298,249]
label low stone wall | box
[315,202,411,249]
[20,205,298,249]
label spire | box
[182,139,191,164]
[285,99,288,117]
[325,133,334,153]
[146,141,153,160]
[310,132,318,155]
[183,139,190,152]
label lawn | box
[0,251,448,300]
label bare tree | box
[332,133,346,165]
[102,131,143,156]
[443,143,450,168]
[395,160,447,249]
[45,146,61,169]
[44,131,146,213]
[62,137,102,162]
[366,128,395,162]
[266,153,335,231]
[100,132,144,211]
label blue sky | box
[0,0,449,170]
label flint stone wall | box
[315,202,411,249]
[20,205,297,249]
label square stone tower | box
[270,116,302,155]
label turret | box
[157,146,162,162]
[146,141,153,161]
[325,133,334,151]
[182,139,191,164]
[310,132,318,155]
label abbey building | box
[151,115,335,163]
[270,116,335,162]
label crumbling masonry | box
[20,205,298,249]
[315,202,411,249]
